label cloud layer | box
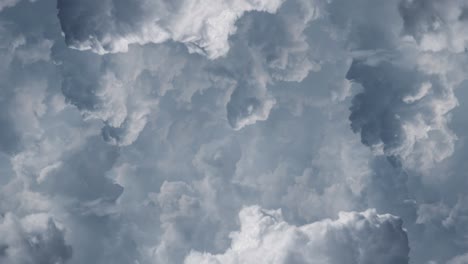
[1,0,468,263]
[185,206,409,264]
[57,0,284,59]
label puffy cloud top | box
[185,206,409,264]
[2,0,468,263]
[57,0,284,59]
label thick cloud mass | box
[347,58,457,170]
[2,0,468,263]
[57,0,284,59]
[399,0,468,53]
[0,213,72,264]
[185,206,409,264]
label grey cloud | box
[54,43,199,146]
[151,137,243,263]
[321,0,462,170]
[235,0,321,82]
[0,0,21,12]
[185,205,409,264]
[32,136,123,201]
[0,213,72,264]
[347,58,457,170]
[0,112,19,154]
[3,0,468,264]
[153,181,203,263]
[226,78,276,130]
[55,0,324,137]
[57,0,284,59]
[56,0,323,132]
[223,0,321,130]
[449,253,468,264]
[399,0,468,52]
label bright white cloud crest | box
[57,0,284,59]
[185,206,409,264]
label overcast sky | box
[1,0,468,263]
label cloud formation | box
[399,0,468,53]
[57,0,284,59]
[1,0,468,263]
[0,213,72,264]
[185,206,409,264]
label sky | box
[1,0,468,263]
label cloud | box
[185,205,409,264]
[223,0,321,130]
[0,213,72,264]
[0,0,21,12]
[346,58,458,170]
[54,42,206,146]
[448,252,468,264]
[226,73,276,130]
[399,0,468,53]
[56,0,323,133]
[3,0,468,264]
[57,0,284,59]
[322,0,463,171]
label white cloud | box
[57,0,284,59]
[185,205,409,264]
[3,1,468,264]
[400,0,468,53]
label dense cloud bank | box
[57,0,284,59]
[185,206,409,264]
[1,0,468,263]
[0,213,72,264]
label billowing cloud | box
[57,0,284,59]
[185,205,409,264]
[0,213,72,264]
[2,0,468,264]
[223,0,321,130]
[226,72,276,130]
[399,0,468,53]
[346,57,458,170]
[321,0,464,171]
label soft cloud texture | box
[1,0,468,263]
[399,0,468,53]
[185,206,409,264]
[0,213,72,264]
[0,0,21,11]
[57,0,284,59]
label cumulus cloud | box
[399,0,468,53]
[55,42,210,146]
[346,58,458,170]
[0,213,72,264]
[57,0,284,59]
[185,205,409,264]
[226,71,276,130]
[3,0,468,264]
[223,0,322,130]
[322,0,464,171]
